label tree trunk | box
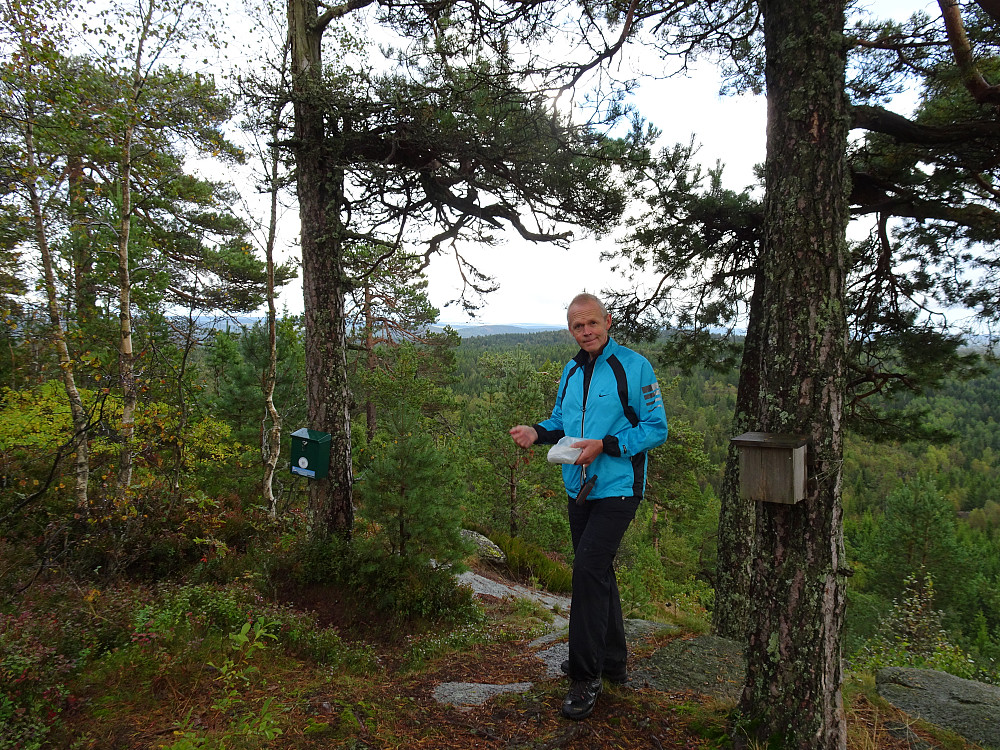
[68,154,97,324]
[736,1,851,747]
[25,121,90,511]
[116,119,136,498]
[509,464,518,537]
[169,311,197,507]
[712,267,765,641]
[262,112,284,517]
[289,0,354,538]
[364,282,377,441]
[115,0,158,500]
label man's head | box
[567,293,612,357]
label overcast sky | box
[264,0,927,329]
[424,71,769,328]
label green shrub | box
[348,539,481,626]
[850,571,1000,684]
[355,407,470,567]
[130,583,260,644]
[481,530,573,593]
[264,533,481,629]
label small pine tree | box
[355,406,467,566]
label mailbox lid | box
[731,431,808,449]
[290,427,331,444]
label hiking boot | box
[560,659,628,684]
[561,677,602,720]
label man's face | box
[568,301,612,356]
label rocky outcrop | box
[461,529,506,564]
[449,566,1000,750]
[633,634,745,701]
[877,667,1000,749]
[440,568,676,708]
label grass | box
[842,673,983,750]
[476,529,574,594]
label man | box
[509,293,668,720]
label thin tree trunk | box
[262,86,285,516]
[736,1,851,747]
[115,118,136,497]
[364,282,377,441]
[115,0,156,499]
[168,310,198,506]
[509,464,518,537]
[68,154,97,324]
[25,120,90,511]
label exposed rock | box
[632,634,745,701]
[877,666,1000,750]
[534,640,569,680]
[433,681,533,707]
[456,568,570,617]
[623,618,671,642]
[884,721,935,750]
[442,565,686,708]
[533,619,676,681]
[461,529,506,563]
[442,565,1000,750]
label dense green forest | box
[454,329,1000,669]
[3,315,1000,746]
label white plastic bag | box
[547,435,583,464]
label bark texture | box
[115,119,136,498]
[712,268,765,641]
[289,0,354,537]
[262,123,283,517]
[736,1,851,747]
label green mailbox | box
[290,428,331,479]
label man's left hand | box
[572,439,603,466]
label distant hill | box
[192,317,564,338]
[435,323,565,337]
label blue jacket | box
[533,337,668,500]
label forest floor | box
[50,562,984,750]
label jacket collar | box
[573,336,617,366]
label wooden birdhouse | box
[730,432,808,504]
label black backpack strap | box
[607,355,639,427]
[560,362,582,403]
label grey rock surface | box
[877,667,1000,749]
[446,567,1000,750]
[433,681,534,707]
[442,569,686,707]
[632,634,745,700]
[456,569,571,615]
[533,619,675,681]
[439,569,571,706]
[461,529,506,563]
[535,640,569,680]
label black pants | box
[566,495,641,681]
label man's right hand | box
[509,425,538,448]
